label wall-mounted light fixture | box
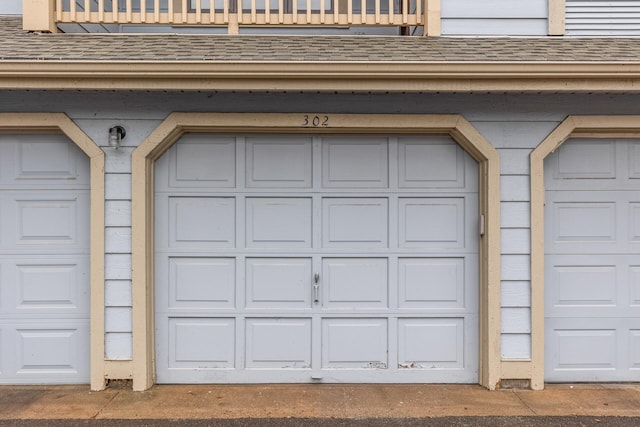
[108,126,126,150]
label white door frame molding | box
[131,113,501,391]
[530,115,640,390]
[0,113,105,390]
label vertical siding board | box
[500,149,532,175]
[501,308,531,333]
[105,333,133,359]
[106,227,133,253]
[105,148,134,173]
[105,280,133,306]
[106,173,132,200]
[500,175,530,202]
[105,254,133,280]
[501,229,531,254]
[502,334,532,359]
[501,254,531,281]
[106,201,132,227]
[105,307,134,333]
[501,281,531,307]
[501,202,531,228]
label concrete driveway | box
[1,383,640,425]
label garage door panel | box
[246,137,312,188]
[322,318,388,369]
[399,198,465,249]
[398,137,464,189]
[245,318,311,368]
[246,198,312,248]
[546,317,640,381]
[550,201,616,243]
[18,199,78,244]
[322,198,388,248]
[545,192,640,253]
[16,263,83,310]
[0,193,89,250]
[552,139,617,180]
[0,135,90,385]
[168,136,236,189]
[17,328,79,372]
[630,266,640,306]
[168,318,235,369]
[546,138,640,381]
[322,258,388,308]
[398,258,465,309]
[545,255,640,318]
[398,318,464,369]
[631,203,640,241]
[0,321,89,383]
[548,264,617,308]
[246,258,312,308]
[1,259,89,316]
[168,257,235,309]
[168,196,236,249]
[322,138,388,188]
[630,330,640,370]
[0,326,3,377]
[545,139,640,191]
[549,327,617,371]
[156,134,478,383]
[14,139,82,182]
[0,135,89,188]
[631,142,640,179]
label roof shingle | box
[2,16,640,63]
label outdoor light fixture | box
[108,126,126,149]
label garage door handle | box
[313,272,320,304]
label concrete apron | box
[1,384,640,420]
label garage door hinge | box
[479,214,485,236]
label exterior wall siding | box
[567,0,640,36]
[73,118,164,359]
[3,91,640,375]
[0,1,21,14]
[9,0,554,36]
[473,120,561,359]
[441,0,548,35]
[11,0,640,37]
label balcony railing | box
[23,0,440,34]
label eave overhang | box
[2,61,640,92]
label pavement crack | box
[513,391,538,415]
[91,390,120,419]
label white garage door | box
[0,134,90,384]
[155,133,478,383]
[545,138,640,382]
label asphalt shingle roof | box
[2,16,640,63]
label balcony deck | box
[25,0,441,34]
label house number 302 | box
[302,115,329,127]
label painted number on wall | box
[302,115,329,127]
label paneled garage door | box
[155,134,478,383]
[545,138,640,381]
[0,134,90,384]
